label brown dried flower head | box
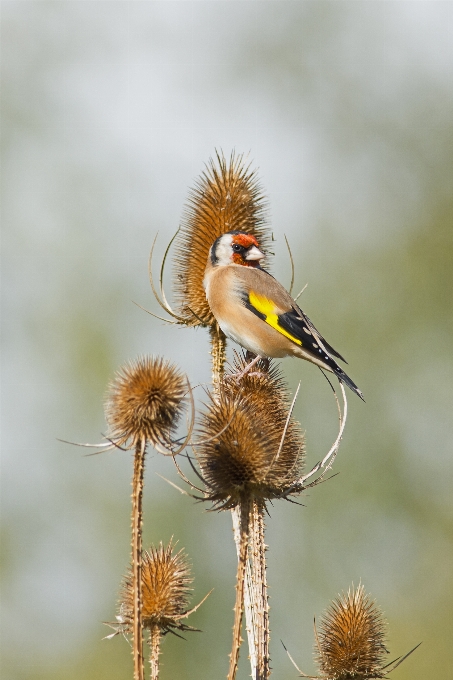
[174,150,271,325]
[118,542,196,635]
[196,354,305,509]
[105,356,186,449]
[315,584,388,679]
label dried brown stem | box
[131,438,146,680]
[209,325,268,678]
[249,502,270,680]
[210,323,227,388]
[232,507,258,677]
[228,499,251,680]
[148,624,161,680]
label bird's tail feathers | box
[322,354,364,401]
[336,366,365,401]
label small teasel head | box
[105,356,187,450]
[196,354,305,509]
[109,541,208,639]
[315,584,389,679]
[173,150,271,326]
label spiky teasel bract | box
[195,353,305,509]
[114,541,203,636]
[105,356,187,451]
[315,584,389,679]
[173,150,271,326]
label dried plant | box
[177,355,304,680]
[105,356,187,453]
[284,584,419,679]
[173,150,270,326]
[148,151,271,383]
[104,357,189,680]
[174,351,348,680]
[167,151,280,677]
[196,354,305,509]
[315,584,389,679]
[107,542,209,680]
[81,152,402,680]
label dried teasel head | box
[105,356,187,450]
[195,354,305,509]
[174,150,271,325]
[315,584,389,679]
[112,542,204,636]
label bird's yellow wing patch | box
[248,291,302,346]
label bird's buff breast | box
[204,268,293,358]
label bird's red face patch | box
[231,233,262,266]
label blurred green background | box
[1,2,452,679]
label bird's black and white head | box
[209,231,265,268]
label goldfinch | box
[203,231,364,400]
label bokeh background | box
[1,2,452,679]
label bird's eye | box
[232,244,242,252]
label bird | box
[203,231,364,400]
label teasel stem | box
[209,323,227,388]
[232,507,259,679]
[234,501,270,680]
[131,438,146,680]
[249,501,270,680]
[148,624,161,680]
[228,497,252,680]
[208,325,254,679]
[209,327,261,678]
[209,323,254,678]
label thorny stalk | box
[148,625,161,680]
[232,510,258,677]
[131,439,146,680]
[228,498,252,680]
[209,323,227,389]
[249,502,270,680]
[234,502,271,680]
[209,325,261,677]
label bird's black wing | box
[253,267,347,362]
[290,307,347,363]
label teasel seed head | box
[196,354,305,509]
[105,356,186,450]
[174,150,271,325]
[315,584,389,679]
[116,542,200,636]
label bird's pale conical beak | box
[245,246,265,261]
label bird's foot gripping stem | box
[225,353,264,383]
